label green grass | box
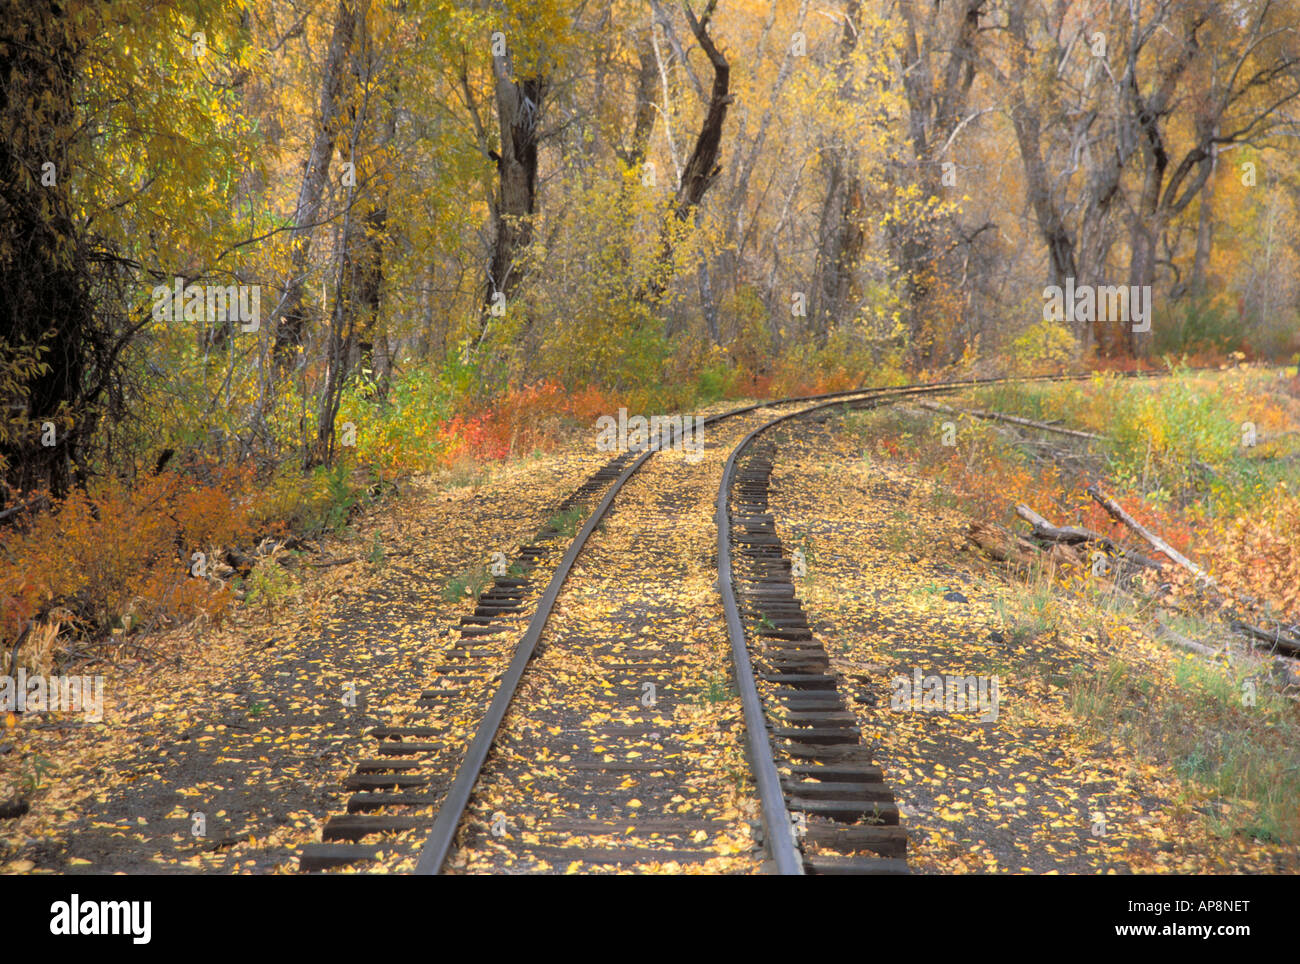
[882,508,928,555]
[243,560,295,612]
[19,754,53,793]
[365,533,386,567]
[544,506,585,538]
[785,524,819,577]
[1068,656,1300,844]
[844,406,925,447]
[442,566,492,601]
[969,366,1299,518]
[442,458,486,489]
[908,582,952,600]
[1153,296,1245,356]
[988,569,1070,645]
[688,674,737,706]
[693,363,739,405]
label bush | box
[0,468,253,654]
[1154,294,1244,356]
[719,284,772,377]
[768,332,905,397]
[336,364,453,476]
[0,453,385,665]
[694,362,740,405]
[1011,320,1076,370]
[1106,374,1236,489]
[1208,491,1300,617]
[255,463,365,536]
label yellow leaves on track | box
[450,412,790,875]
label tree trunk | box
[1109,6,1208,358]
[312,7,392,464]
[1009,106,1076,293]
[0,0,90,498]
[626,24,659,169]
[270,0,357,365]
[481,47,547,329]
[1004,3,1078,327]
[1189,134,1218,296]
[311,276,356,468]
[1122,143,1166,358]
[895,0,984,364]
[810,0,864,342]
[641,0,732,331]
[353,81,398,397]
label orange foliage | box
[940,449,1070,523]
[437,380,623,463]
[766,367,864,398]
[1205,492,1300,618]
[0,466,256,654]
[434,369,896,466]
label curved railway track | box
[298,370,1172,874]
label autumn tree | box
[892,0,988,365]
[0,0,90,498]
[640,0,734,336]
[270,0,359,367]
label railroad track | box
[718,394,932,875]
[298,370,1174,874]
[298,452,639,869]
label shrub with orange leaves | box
[439,411,510,462]
[0,466,256,661]
[438,380,626,463]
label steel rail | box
[715,385,984,874]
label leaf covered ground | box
[444,426,774,874]
[772,414,1299,873]
[1,449,610,873]
[4,382,1296,875]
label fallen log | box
[918,400,1103,440]
[967,521,1040,566]
[1086,486,1300,658]
[1014,504,1094,543]
[970,509,1300,677]
[0,496,50,524]
[1084,485,1213,583]
[1015,504,1163,569]
[1154,619,1300,688]
[1152,618,1231,661]
[967,521,1081,569]
[1229,620,1300,659]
